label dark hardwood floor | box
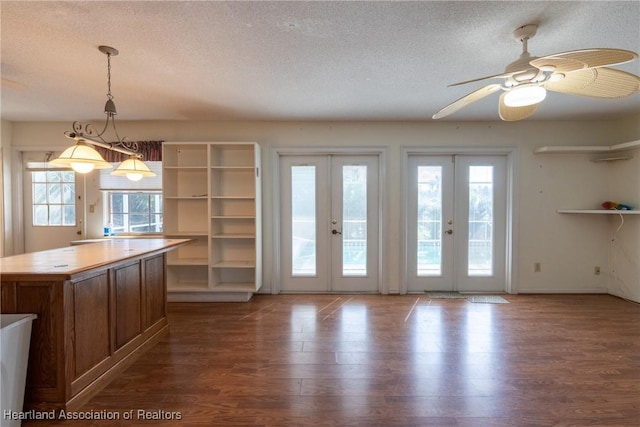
[23,294,640,426]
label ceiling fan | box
[432,24,640,121]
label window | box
[100,161,163,235]
[291,166,316,276]
[468,166,494,276]
[416,165,443,276]
[31,170,76,226]
[107,192,163,234]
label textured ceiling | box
[1,1,639,122]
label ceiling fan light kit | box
[51,46,156,180]
[432,24,640,121]
[503,84,547,107]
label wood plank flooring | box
[22,294,640,426]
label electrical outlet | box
[594,266,601,275]
[534,262,541,273]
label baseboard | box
[168,292,253,302]
[516,287,608,294]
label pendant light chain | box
[106,52,113,101]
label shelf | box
[210,166,255,170]
[212,215,255,219]
[163,231,209,237]
[167,285,212,293]
[164,196,208,199]
[211,195,255,200]
[212,261,255,268]
[167,258,209,266]
[535,139,640,154]
[590,155,633,162]
[211,233,255,239]
[164,166,208,170]
[557,209,640,215]
[210,283,257,292]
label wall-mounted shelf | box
[557,209,640,215]
[535,139,640,154]
[590,155,633,162]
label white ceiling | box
[1,1,639,122]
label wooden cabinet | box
[0,238,191,411]
[163,142,262,302]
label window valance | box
[94,140,163,162]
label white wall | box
[5,116,640,299]
[607,147,640,301]
[0,120,13,257]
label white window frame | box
[105,191,163,235]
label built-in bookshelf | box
[162,142,261,302]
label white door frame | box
[401,146,519,294]
[11,145,76,255]
[271,147,388,294]
[21,149,87,252]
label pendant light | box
[51,46,155,180]
[110,156,156,181]
[49,140,113,173]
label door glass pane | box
[31,170,76,226]
[468,166,493,276]
[417,166,442,276]
[291,166,316,276]
[342,165,367,276]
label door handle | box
[332,229,342,235]
[444,229,453,235]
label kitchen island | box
[0,238,192,411]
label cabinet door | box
[144,254,166,329]
[114,261,142,350]
[73,272,110,377]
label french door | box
[279,154,379,293]
[406,155,507,292]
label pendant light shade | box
[49,141,113,173]
[111,157,156,181]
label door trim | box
[401,146,519,294]
[12,145,71,255]
[271,146,388,295]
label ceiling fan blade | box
[531,48,638,74]
[432,84,502,119]
[498,92,539,121]
[545,67,640,98]
[448,72,512,87]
